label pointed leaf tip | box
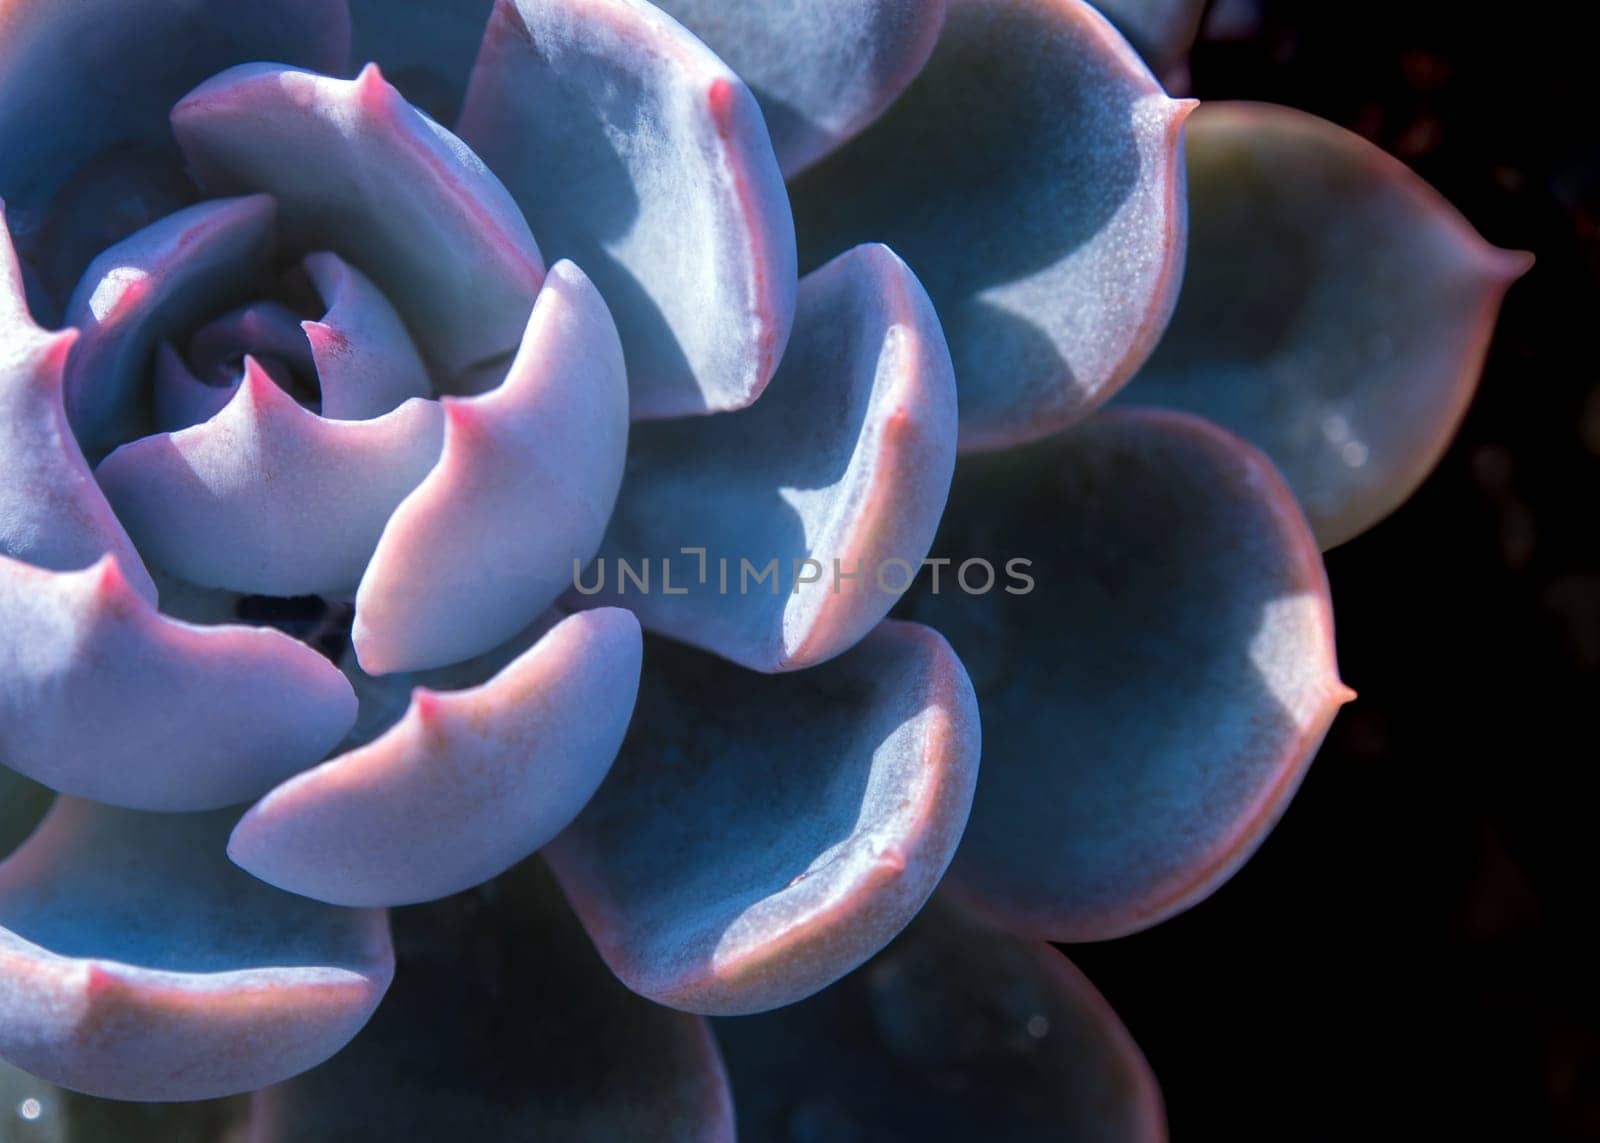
[60,194,278,453]
[1120,101,1527,547]
[345,0,497,123]
[0,553,356,811]
[653,0,949,177]
[1,215,155,598]
[96,363,445,598]
[299,251,432,422]
[0,801,390,1102]
[354,260,627,674]
[458,0,797,418]
[173,62,543,381]
[231,609,641,907]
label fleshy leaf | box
[153,300,320,434]
[60,195,278,453]
[302,251,433,422]
[96,359,445,598]
[348,0,497,122]
[545,620,980,1015]
[0,553,357,811]
[0,205,156,600]
[172,63,545,382]
[905,408,1350,941]
[717,898,1165,1141]
[0,0,347,314]
[1119,102,1531,548]
[572,243,955,673]
[353,261,627,674]
[0,800,392,1102]
[651,0,947,177]
[1092,0,1205,74]
[247,860,732,1140]
[789,0,1192,449]
[332,611,563,754]
[457,0,797,418]
[230,610,641,907]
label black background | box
[1070,2,1599,1139]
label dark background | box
[1070,2,1599,1139]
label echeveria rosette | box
[0,0,965,1111]
[0,0,1521,1136]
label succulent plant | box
[0,0,1522,1136]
